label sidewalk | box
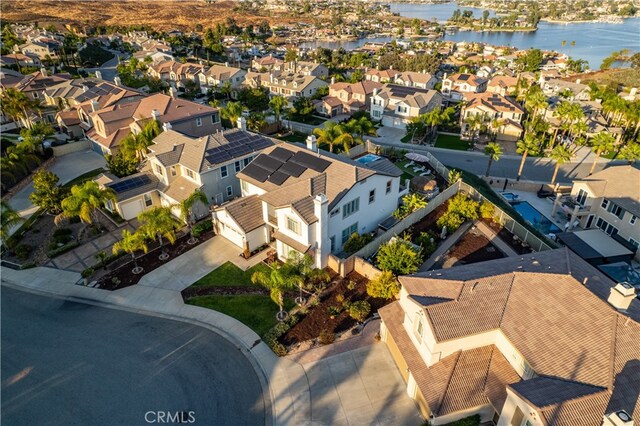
[1,254,309,426]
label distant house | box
[486,75,518,97]
[148,60,204,88]
[213,138,408,264]
[364,68,396,83]
[16,38,61,60]
[316,80,383,117]
[0,53,41,68]
[441,73,488,102]
[379,248,640,425]
[251,55,284,72]
[370,84,442,129]
[393,71,437,90]
[256,72,328,100]
[460,92,524,142]
[273,61,329,79]
[198,63,246,94]
[86,93,220,156]
[542,78,591,101]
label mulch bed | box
[441,230,505,268]
[95,230,214,290]
[408,201,449,240]
[182,284,272,298]
[279,271,387,346]
[482,218,533,255]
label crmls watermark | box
[144,411,196,424]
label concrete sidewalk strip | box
[418,220,473,272]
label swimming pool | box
[500,192,520,204]
[512,201,562,235]
[356,154,381,164]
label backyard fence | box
[369,141,451,183]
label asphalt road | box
[1,287,266,426]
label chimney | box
[224,61,229,67]
[82,84,89,93]
[607,283,636,311]
[373,88,379,97]
[443,72,448,81]
[114,76,122,86]
[151,109,160,121]
[330,76,335,85]
[237,116,247,131]
[354,167,358,182]
[603,410,634,426]
[40,67,47,76]
[313,194,329,268]
[306,134,317,151]
[94,70,103,80]
[169,86,177,98]
[576,78,581,85]
[389,65,393,70]
[91,100,99,112]
[163,122,172,131]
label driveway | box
[302,343,422,426]
[8,150,106,216]
[1,286,267,426]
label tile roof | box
[463,92,524,114]
[273,230,310,253]
[215,195,265,233]
[162,175,201,203]
[447,73,487,87]
[376,84,440,109]
[575,165,640,216]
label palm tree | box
[552,101,574,146]
[269,95,288,130]
[465,113,484,142]
[1,201,23,246]
[525,89,548,123]
[313,122,355,153]
[0,88,39,129]
[138,206,180,260]
[55,181,116,225]
[178,189,208,244]
[484,142,502,177]
[618,142,640,164]
[281,252,330,305]
[220,101,244,128]
[549,144,573,185]
[19,122,55,155]
[516,133,540,181]
[352,115,377,140]
[588,131,615,175]
[251,264,298,321]
[112,229,148,274]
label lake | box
[300,2,640,69]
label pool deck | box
[508,190,569,231]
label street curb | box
[0,279,276,426]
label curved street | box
[1,287,267,426]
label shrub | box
[47,241,80,258]
[349,301,371,322]
[327,306,341,317]
[376,239,423,276]
[443,414,481,426]
[192,220,213,237]
[367,270,400,300]
[437,211,465,232]
[347,280,356,290]
[343,232,374,255]
[480,202,495,220]
[336,293,345,303]
[319,329,335,345]
[81,267,95,278]
[415,232,438,257]
[448,193,480,221]
[263,320,291,356]
[14,244,32,260]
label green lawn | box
[186,295,295,337]
[394,159,419,182]
[435,134,472,151]
[192,261,272,287]
[400,133,413,143]
[280,132,308,143]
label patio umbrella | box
[405,152,430,163]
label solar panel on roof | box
[234,145,251,156]
[268,170,289,185]
[241,163,270,182]
[279,160,305,177]
[291,151,331,172]
[270,147,294,162]
[108,175,151,193]
[206,151,232,164]
[251,139,273,151]
[252,155,284,172]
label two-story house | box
[370,84,443,129]
[212,137,408,265]
[86,93,220,155]
[148,60,204,89]
[441,73,488,102]
[552,165,640,261]
[198,63,246,94]
[8,70,71,126]
[393,71,437,90]
[258,72,328,100]
[272,61,329,79]
[364,68,396,83]
[486,75,519,97]
[541,78,591,101]
[460,92,525,142]
[251,55,284,72]
[379,248,639,425]
[316,80,383,117]
[98,123,274,221]
[16,38,61,60]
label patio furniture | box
[405,160,416,168]
[420,172,433,177]
[405,152,430,163]
[413,165,426,173]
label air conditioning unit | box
[603,410,634,426]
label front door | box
[214,193,223,205]
[585,214,594,228]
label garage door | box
[382,115,394,128]
[120,200,144,220]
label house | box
[273,61,329,79]
[0,53,41,68]
[370,84,443,129]
[441,73,488,102]
[132,50,174,64]
[251,55,284,72]
[316,80,383,117]
[364,68,396,83]
[552,165,640,261]
[148,60,204,88]
[44,78,144,111]
[98,124,275,221]
[213,137,408,265]
[198,63,246,94]
[541,78,591,101]
[541,57,568,71]
[393,71,437,90]
[379,248,640,425]
[259,72,328,100]
[86,93,221,156]
[7,70,71,126]
[16,38,61,60]
[460,93,524,142]
[486,75,519,97]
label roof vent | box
[603,410,633,426]
[532,260,540,266]
[607,282,636,311]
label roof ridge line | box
[435,350,462,416]
[497,273,517,327]
[606,313,619,391]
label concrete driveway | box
[302,343,422,426]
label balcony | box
[267,214,278,227]
[560,196,591,216]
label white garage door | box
[120,200,144,220]
[382,115,394,128]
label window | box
[243,157,251,167]
[372,110,380,118]
[220,165,228,178]
[143,193,152,207]
[226,186,233,197]
[386,180,392,194]
[241,180,248,192]
[235,161,242,172]
[329,236,335,251]
[415,319,424,338]
[606,201,624,219]
[630,215,637,225]
[342,198,360,219]
[341,223,358,244]
[330,209,339,218]
[195,117,202,127]
[596,217,619,236]
[601,199,609,209]
[510,407,525,426]
[185,168,195,179]
[286,217,300,235]
[629,238,639,249]
[368,189,375,204]
[155,164,164,175]
[576,188,588,206]
[171,166,177,177]
[211,114,218,124]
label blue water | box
[356,154,382,164]
[512,201,562,234]
[301,2,640,69]
[598,262,640,286]
[500,192,519,202]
